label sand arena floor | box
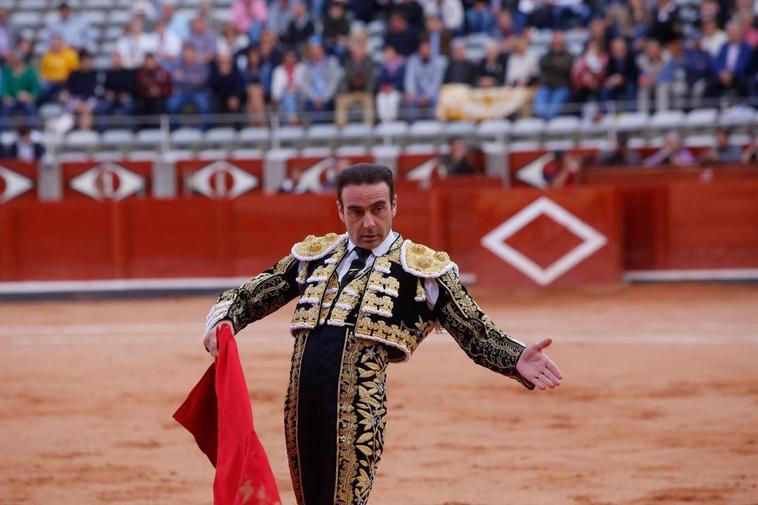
[0,283,757,505]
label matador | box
[202,163,563,505]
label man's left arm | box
[431,271,562,391]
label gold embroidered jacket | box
[213,232,533,389]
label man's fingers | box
[535,338,553,351]
[542,368,561,387]
[546,359,563,380]
[531,375,547,390]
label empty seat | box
[171,127,204,147]
[340,123,374,142]
[614,112,649,133]
[275,125,305,146]
[57,152,91,162]
[126,150,159,161]
[404,143,437,155]
[300,146,332,157]
[578,138,610,151]
[729,133,752,146]
[39,103,63,120]
[306,124,339,143]
[10,12,42,28]
[65,130,101,150]
[164,149,195,162]
[685,109,718,129]
[476,119,511,141]
[444,121,476,138]
[91,151,124,161]
[21,0,48,10]
[101,129,135,147]
[229,148,264,159]
[719,106,754,128]
[81,10,107,25]
[196,149,228,160]
[545,116,580,137]
[238,126,269,146]
[511,117,545,139]
[684,134,715,148]
[135,129,165,147]
[544,139,576,151]
[508,140,541,152]
[205,127,238,146]
[409,120,444,140]
[375,121,409,141]
[648,110,685,132]
[335,145,368,157]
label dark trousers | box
[297,324,345,505]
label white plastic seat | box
[135,129,165,148]
[545,116,580,137]
[648,110,685,132]
[164,149,195,162]
[444,121,476,138]
[204,127,238,146]
[126,149,159,161]
[196,149,228,160]
[229,148,264,159]
[238,126,270,145]
[403,143,437,155]
[511,117,545,139]
[275,125,305,145]
[101,129,135,148]
[306,124,339,142]
[614,112,649,134]
[10,12,42,28]
[684,135,715,148]
[65,130,101,150]
[685,109,718,130]
[508,140,541,152]
[408,120,444,140]
[544,139,576,151]
[375,121,409,140]
[719,106,755,128]
[476,119,511,141]
[335,145,368,157]
[340,123,374,142]
[171,127,204,147]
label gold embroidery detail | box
[401,239,455,277]
[284,333,308,505]
[292,232,343,260]
[327,275,369,326]
[367,270,400,297]
[360,290,393,317]
[335,333,388,505]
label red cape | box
[173,324,281,505]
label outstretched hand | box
[516,338,563,390]
[202,321,233,358]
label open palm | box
[516,338,563,390]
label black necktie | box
[341,247,371,287]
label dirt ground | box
[0,283,757,505]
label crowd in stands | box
[2,0,758,131]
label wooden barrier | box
[1,179,757,286]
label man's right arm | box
[204,254,302,342]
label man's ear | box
[391,194,397,217]
[336,199,346,223]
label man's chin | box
[358,236,380,248]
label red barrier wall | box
[2,179,757,286]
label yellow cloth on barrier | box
[435,84,531,121]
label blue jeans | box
[2,101,36,118]
[466,10,493,33]
[166,92,210,115]
[279,91,300,123]
[533,86,570,120]
[248,20,264,44]
[601,83,638,112]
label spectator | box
[404,38,446,119]
[424,16,452,58]
[1,52,39,120]
[570,39,608,116]
[335,36,376,126]
[323,0,351,59]
[147,19,183,69]
[0,8,12,62]
[534,32,574,120]
[8,126,43,162]
[60,50,97,130]
[466,0,495,34]
[238,46,266,125]
[45,2,92,52]
[217,23,249,60]
[116,18,152,70]
[714,22,752,98]
[161,2,190,41]
[395,0,425,29]
[644,131,696,166]
[440,137,478,175]
[267,0,296,40]
[636,39,667,113]
[376,45,405,93]
[701,17,727,58]
[258,30,283,99]
[701,128,742,163]
[740,135,758,163]
[476,39,508,87]
[444,38,477,85]
[166,44,211,117]
[132,0,158,24]
[16,37,34,66]
[96,52,136,119]
[135,52,172,117]
[271,48,304,125]
[543,151,581,187]
[385,12,420,58]
[284,3,315,50]
[209,53,245,115]
[654,37,692,111]
[279,166,313,193]
[376,82,402,123]
[187,16,218,65]
[39,33,79,104]
[231,0,267,44]
[601,37,639,111]
[421,0,464,35]
[617,0,650,49]
[648,0,682,44]
[505,36,538,87]
[489,10,520,52]
[685,38,717,107]
[300,37,344,122]
[596,134,641,165]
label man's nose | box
[362,214,376,229]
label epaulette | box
[291,232,346,261]
[400,239,458,278]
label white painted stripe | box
[0,277,251,295]
[625,269,758,282]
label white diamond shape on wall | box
[189,160,259,198]
[480,196,608,286]
[69,162,145,200]
[0,166,34,202]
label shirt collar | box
[346,230,398,258]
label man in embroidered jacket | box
[203,164,563,505]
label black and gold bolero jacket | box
[211,232,533,389]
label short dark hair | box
[336,163,395,204]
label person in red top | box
[134,52,172,119]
